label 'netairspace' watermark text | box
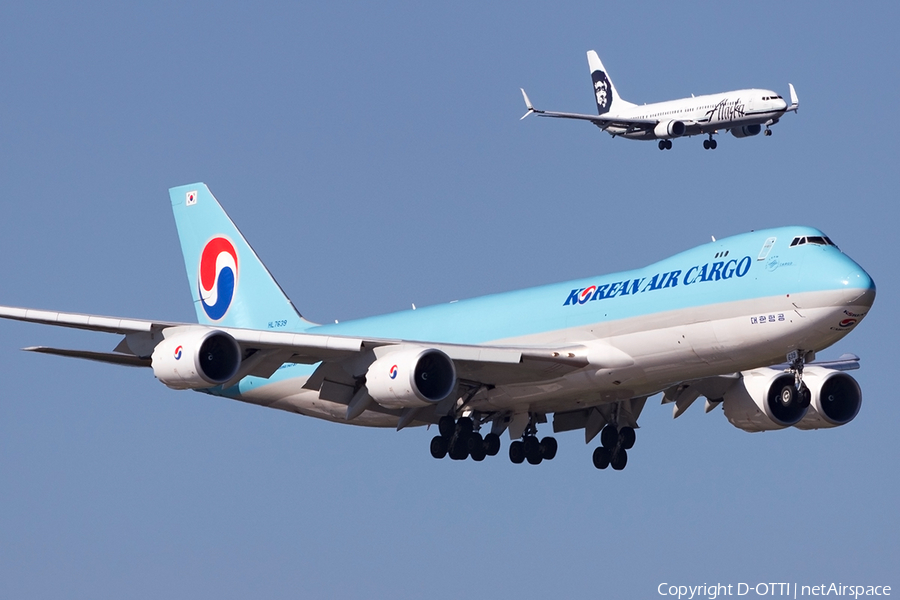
[658,583,891,600]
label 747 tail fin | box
[169,183,316,332]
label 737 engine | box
[366,347,457,409]
[730,124,762,138]
[653,120,686,139]
[151,328,242,390]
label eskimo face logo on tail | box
[198,236,239,321]
[591,70,612,114]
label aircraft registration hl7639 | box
[520,50,799,150]
[0,184,875,470]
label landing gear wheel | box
[764,129,772,136]
[540,437,558,460]
[484,433,501,456]
[665,139,672,150]
[610,448,628,470]
[703,139,710,150]
[466,431,484,455]
[470,443,487,462]
[658,140,666,150]
[523,436,541,464]
[600,425,619,449]
[430,436,448,459]
[798,384,811,409]
[449,433,469,460]
[456,416,473,433]
[438,415,455,438]
[710,139,717,149]
[619,427,636,450]
[509,440,525,464]
[592,447,610,469]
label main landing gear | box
[702,134,718,150]
[429,413,559,465]
[508,420,558,466]
[591,424,635,470]
[658,139,673,150]
[430,415,501,462]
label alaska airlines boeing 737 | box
[520,50,799,150]
[0,184,874,470]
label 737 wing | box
[520,88,660,134]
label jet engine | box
[722,367,810,432]
[653,120,686,139]
[793,366,862,430]
[151,328,242,390]
[366,347,456,409]
[730,124,762,138]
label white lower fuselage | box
[226,286,875,428]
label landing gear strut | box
[592,424,636,470]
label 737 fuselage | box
[521,50,799,150]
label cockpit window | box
[789,236,838,248]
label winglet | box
[788,83,799,112]
[520,88,537,120]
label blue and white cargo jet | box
[0,184,874,470]
[521,50,799,150]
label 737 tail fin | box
[586,50,635,114]
[169,183,316,332]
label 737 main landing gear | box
[591,424,635,470]
[702,134,718,150]
[430,415,501,462]
[658,139,673,150]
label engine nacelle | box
[793,366,861,430]
[366,347,456,409]
[723,367,810,432]
[731,124,762,138]
[151,328,242,390]
[653,120,686,139]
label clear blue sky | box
[1,1,897,598]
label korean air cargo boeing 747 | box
[0,184,874,470]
